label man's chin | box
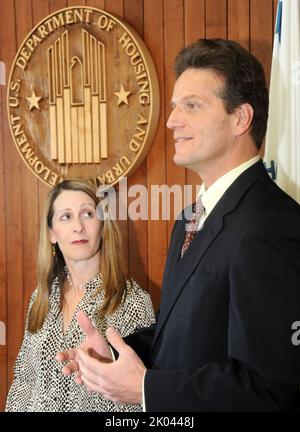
[173,155,195,170]
[173,155,187,167]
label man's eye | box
[186,102,198,110]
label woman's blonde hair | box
[28,179,128,333]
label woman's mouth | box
[72,240,88,245]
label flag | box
[0,61,5,85]
[264,0,300,203]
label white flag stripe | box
[264,0,300,203]
[0,321,6,346]
[0,61,5,85]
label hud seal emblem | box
[7,7,160,187]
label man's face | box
[167,68,237,176]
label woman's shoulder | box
[27,287,39,309]
[122,278,155,317]
[107,279,155,336]
[125,278,150,301]
[28,277,60,310]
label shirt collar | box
[198,155,260,218]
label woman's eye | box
[83,210,94,218]
[60,213,71,221]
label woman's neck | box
[65,253,100,292]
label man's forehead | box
[172,69,225,100]
[175,68,225,87]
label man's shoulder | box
[249,170,300,215]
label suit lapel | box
[155,212,224,346]
[160,208,191,297]
[152,160,268,348]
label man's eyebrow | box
[182,94,201,101]
[170,94,202,105]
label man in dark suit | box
[57,39,300,411]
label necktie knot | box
[181,196,205,257]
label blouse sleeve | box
[107,279,156,338]
[5,289,38,412]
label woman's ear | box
[49,229,56,245]
[233,103,254,136]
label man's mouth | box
[175,137,193,142]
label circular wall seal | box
[7,7,160,187]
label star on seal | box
[114,84,131,106]
[26,90,42,110]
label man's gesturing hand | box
[77,327,146,404]
[56,310,112,383]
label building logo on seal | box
[7,7,160,187]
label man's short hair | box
[174,39,269,150]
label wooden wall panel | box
[184,0,205,194]
[15,0,39,327]
[104,0,130,278]
[0,17,7,412]
[68,0,87,6]
[145,0,166,309]
[2,0,24,392]
[125,0,149,291]
[0,0,277,410]
[273,0,278,26]
[50,0,68,12]
[88,0,105,9]
[32,0,50,23]
[164,0,185,243]
[124,0,144,36]
[206,0,227,39]
[33,0,51,229]
[105,0,124,16]
[250,0,273,86]
[48,0,66,251]
[228,0,250,49]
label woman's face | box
[49,190,101,264]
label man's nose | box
[166,106,184,129]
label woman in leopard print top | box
[5,179,155,412]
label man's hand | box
[76,327,146,404]
[56,310,112,383]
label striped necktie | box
[181,197,205,257]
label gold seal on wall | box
[7,7,160,187]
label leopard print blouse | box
[5,274,155,412]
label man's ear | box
[233,103,254,136]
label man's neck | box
[197,151,259,189]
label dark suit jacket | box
[126,161,300,411]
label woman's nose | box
[72,218,84,233]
